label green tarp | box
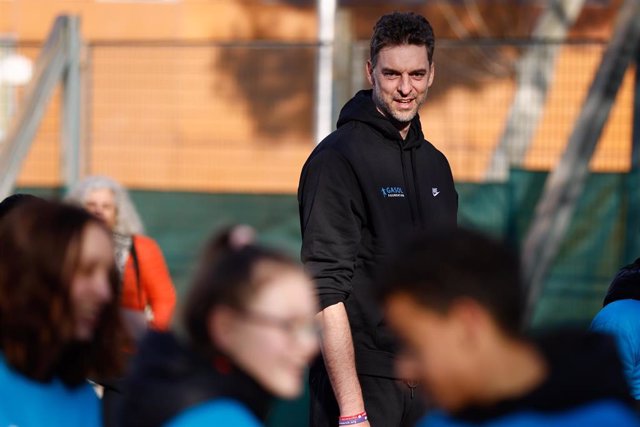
[20,171,635,326]
[459,170,632,327]
[16,169,637,426]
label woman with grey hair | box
[66,176,176,332]
[67,176,177,427]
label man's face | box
[367,44,434,125]
[385,293,475,412]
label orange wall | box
[2,1,635,191]
[0,1,316,42]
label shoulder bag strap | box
[130,236,143,307]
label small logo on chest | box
[381,186,405,198]
[432,187,440,197]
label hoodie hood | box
[454,330,633,423]
[603,258,640,306]
[526,330,633,409]
[121,331,273,427]
[336,89,425,149]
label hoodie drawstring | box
[400,144,426,228]
[410,148,426,227]
[399,146,417,226]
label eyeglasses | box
[239,310,321,341]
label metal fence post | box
[314,0,336,144]
[61,16,81,190]
[0,16,68,200]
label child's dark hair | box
[378,227,525,337]
[183,226,299,355]
[370,12,435,68]
[0,200,126,386]
[0,193,42,221]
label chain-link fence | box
[4,37,638,327]
[4,38,635,190]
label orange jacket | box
[120,235,177,330]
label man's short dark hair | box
[378,228,525,337]
[370,12,435,68]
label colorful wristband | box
[338,411,368,425]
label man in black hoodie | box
[298,12,457,427]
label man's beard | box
[372,89,421,126]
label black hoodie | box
[120,331,272,426]
[603,258,640,307]
[298,90,458,378]
[434,331,639,425]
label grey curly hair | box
[65,175,145,236]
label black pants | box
[309,361,428,427]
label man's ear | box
[366,60,375,86]
[207,306,237,352]
[428,62,435,87]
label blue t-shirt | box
[591,299,640,399]
[0,355,101,426]
[166,399,262,427]
[419,400,640,427]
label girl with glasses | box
[121,225,319,426]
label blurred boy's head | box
[379,228,526,411]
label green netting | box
[512,170,630,327]
[457,170,632,327]
[16,171,636,426]
[19,174,634,326]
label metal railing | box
[0,15,81,200]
